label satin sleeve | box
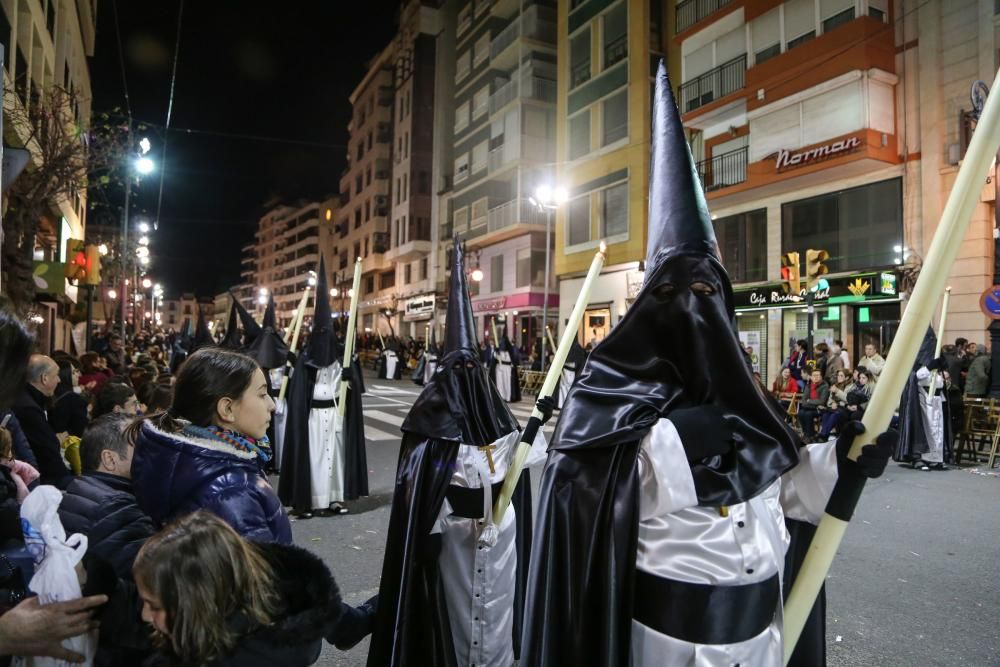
[780,439,838,525]
[525,423,548,468]
[637,419,699,521]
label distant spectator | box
[138,383,171,414]
[11,355,73,488]
[833,339,850,371]
[79,351,113,395]
[813,342,830,379]
[858,343,885,379]
[787,339,809,382]
[93,383,140,419]
[59,414,156,579]
[48,357,89,438]
[797,368,829,441]
[825,341,844,383]
[965,344,991,397]
[103,334,126,375]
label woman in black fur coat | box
[132,511,376,666]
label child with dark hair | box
[93,382,140,419]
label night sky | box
[89,1,401,297]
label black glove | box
[536,395,555,424]
[668,405,735,463]
[835,420,897,479]
[327,596,378,650]
[340,367,351,383]
[926,356,948,372]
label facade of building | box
[434,0,560,350]
[2,0,98,351]
[555,0,679,348]
[161,293,199,331]
[670,0,998,384]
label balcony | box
[465,198,547,249]
[372,231,389,254]
[680,54,746,114]
[488,135,554,174]
[490,6,556,71]
[377,85,393,107]
[489,75,556,115]
[695,146,747,192]
[675,0,734,34]
[604,34,627,69]
[385,239,432,263]
[376,123,392,143]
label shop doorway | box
[582,308,611,348]
[853,303,899,363]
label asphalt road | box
[287,372,1000,666]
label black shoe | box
[292,510,314,520]
[328,502,349,515]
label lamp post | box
[530,184,568,372]
[120,133,154,335]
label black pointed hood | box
[550,61,798,507]
[444,239,479,358]
[219,299,242,349]
[192,305,213,351]
[403,237,517,444]
[246,295,290,370]
[306,256,340,367]
[646,60,718,275]
[232,296,262,346]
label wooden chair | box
[778,392,803,435]
[954,397,998,464]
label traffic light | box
[780,252,801,295]
[84,244,102,285]
[64,239,87,282]
[805,249,830,291]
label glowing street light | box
[139,256,150,266]
[258,287,268,296]
[138,236,149,246]
[471,268,484,282]
[142,278,152,289]
[107,289,117,300]
[530,183,569,372]
[135,156,155,175]
[98,243,109,256]
[138,222,150,234]
[139,137,152,155]
[330,288,339,297]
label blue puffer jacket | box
[131,421,292,544]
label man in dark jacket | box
[59,414,155,579]
[11,354,72,488]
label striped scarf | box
[183,424,273,465]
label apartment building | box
[2,0,98,350]
[437,0,559,348]
[555,0,678,347]
[238,201,337,330]
[674,0,998,383]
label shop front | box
[471,291,559,352]
[734,270,902,384]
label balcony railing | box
[571,60,590,88]
[675,0,734,33]
[679,54,746,113]
[487,198,547,232]
[490,7,556,60]
[695,146,748,192]
[489,76,557,115]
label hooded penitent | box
[520,62,800,666]
[893,327,951,463]
[369,238,531,667]
[191,306,214,352]
[234,296,263,348]
[219,298,242,350]
[246,295,290,371]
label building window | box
[367,131,373,150]
[366,166,372,187]
[567,195,591,246]
[751,7,781,65]
[473,85,490,120]
[418,171,430,194]
[784,0,816,50]
[456,153,471,183]
[782,178,902,273]
[714,209,767,283]
[354,241,361,259]
[569,110,591,160]
[355,174,363,196]
[365,276,375,294]
[365,200,371,221]
[600,181,628,237]
[602,2,628,70]
[455,100,470,134]
[356,141,364,162]
[404,264,412,284]
[474,32,490,68]
[570,28,591,88]
[420,257,428,280]
[821,0,855,33]
[380,270,395,289]
[516,247,547,287]
[602,91,628,146]
[456,50,471,82]
[396,178,401,205]
[868,0,888,21]
[491,254,504,292]
[454,206,469,232]
[472,140,488,174]
[458,3,472,35]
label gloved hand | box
[327,595,378,650]
[926,356,948,372]
[340,367,351,383]
[835,420,897,479]
[668,405,735,463]
[535,395,555,424]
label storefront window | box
[714,208,767,283]
[781,178,902,273]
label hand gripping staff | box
[492,242,606,525]
[926,287,951,399]
[783,67,1000,664]
[338,257,363,422]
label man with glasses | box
[11,354,73,488]
[92,383,141,419]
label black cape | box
[277,352,368,511]
[555,338,587,408]
[893,328,952,463]
[490,336,521,403]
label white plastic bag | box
[14,486,96,667]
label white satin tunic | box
[435,428,547,667]
[915,366,945,463]
[269,368,288,468]
[424,353,438,385]
[307,362,343,509]
[630,419,838,666]
[384,351,399,378]
[494,351,514,401]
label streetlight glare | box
[98,243,109,256]
[138,222,150,234]
[142,278,152,289]
[107,289,117,300]
[258,287,268,295]
[139,137,152,155]
[139,256,150,266]
[330,288,339,297]
[135,157,155,175]
[138,236,150,246]
[471,268,484,282]
[535,184,552,205]
[553,186,569,204]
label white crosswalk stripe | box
[364,409,405,427]
[364,425,400,441]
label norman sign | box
[775,137,862,171]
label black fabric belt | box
[499,361,512,366]
[632,569,779,645]
[446,482,504,519]
[312,398,337,409]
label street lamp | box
[135,157,155,175]
[530,184,568,372]
[471,268,484,282]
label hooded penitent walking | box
[279,257,367,517]
[491,330,521,403]
[520,63,895,667]
[368,239,548,667]
[893,328,951,470]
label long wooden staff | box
[338,257,363,419]
[276,286,310,404]
[545,325,557,359]
[493,243,606,524]
[783,68,1000,663]
[927,287,952,399]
